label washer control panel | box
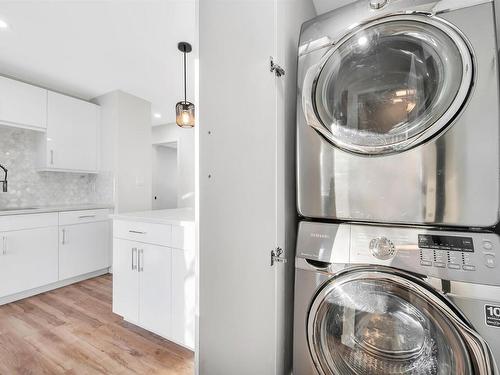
[296,221,499,286]
[349,225,499,287]
[418,234,476,271]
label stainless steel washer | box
[296,0,500,227]
[293,221,500,374]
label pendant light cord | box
[183,46,187,104]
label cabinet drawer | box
[0,213,58,232]
[59,209,110,226]
[114,220,171,247]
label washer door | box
[307,267,496,374]
[304,15,473,155]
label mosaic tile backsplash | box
[0,126,113,209]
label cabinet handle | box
[50,150,54,165]
[62,229,66,244]
[131,248,137,270]
[138,249,144,272]
[129,230,146,235]
[78,215,96,219]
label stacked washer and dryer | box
[294,0,500,373]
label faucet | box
[0,164,7,193]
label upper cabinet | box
[0,76,47,131]
[39,91,100,173]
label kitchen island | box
[111,208,195,350]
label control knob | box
[369,237,396,260]
[369,0,388,9]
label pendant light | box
[176,42,195,128]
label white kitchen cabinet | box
[59,220,110,280]
[112,216,194,349]
[138,243,172,338]
[0,75,47,131]
[113,238,140,324]
[113,236,172,338]
[0,226,58,298]
[39,91,100,172]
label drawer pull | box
[129,230,146,235]
[131,248,138,270]
[79,215,96,219]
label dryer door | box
[304,15,473,155]
[307,267,497,375]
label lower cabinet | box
[0,209,111,304]
[59,221,110,280]
[0,226,58,298]
[113,219,195,349]
[113,239,172,338]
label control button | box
[369,0,387,9]
[484,254,496,268]
[448,263,460,270]
[434,262,446,268]
[420,261,432,267]
[463,265,476,271]
[483,240,493,251]
[369,237,396,260]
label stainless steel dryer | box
[297,0,500,227]
[293,221,500,374]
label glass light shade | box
[176,101,195,128]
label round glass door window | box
[307,271,473,374]
[311,16,472,155]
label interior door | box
[307,268,495,374]
[198,0,278,373]
[305,15,473,155]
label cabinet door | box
[113,239,139,323]
[59,221,110,280]
[0,227,58,298]
[138,244,172,338]
[171,247,195,349]
[46,91,99,172]
[0,76,47,130]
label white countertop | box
[112,208,194,226]
[0,203,114,216]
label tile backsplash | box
[0,126,113,208]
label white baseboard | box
[0,268,111,306]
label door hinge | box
[270,57,285,77]
[271,247,287,266]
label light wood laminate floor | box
[0,274,194,374]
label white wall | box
[152,123,194,208]
[95,90,152,213]
[152,144,178,209]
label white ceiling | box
[0,0,195,126]
[312,0,356,15]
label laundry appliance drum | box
[307,16,472,155]
[307,269,493,374]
